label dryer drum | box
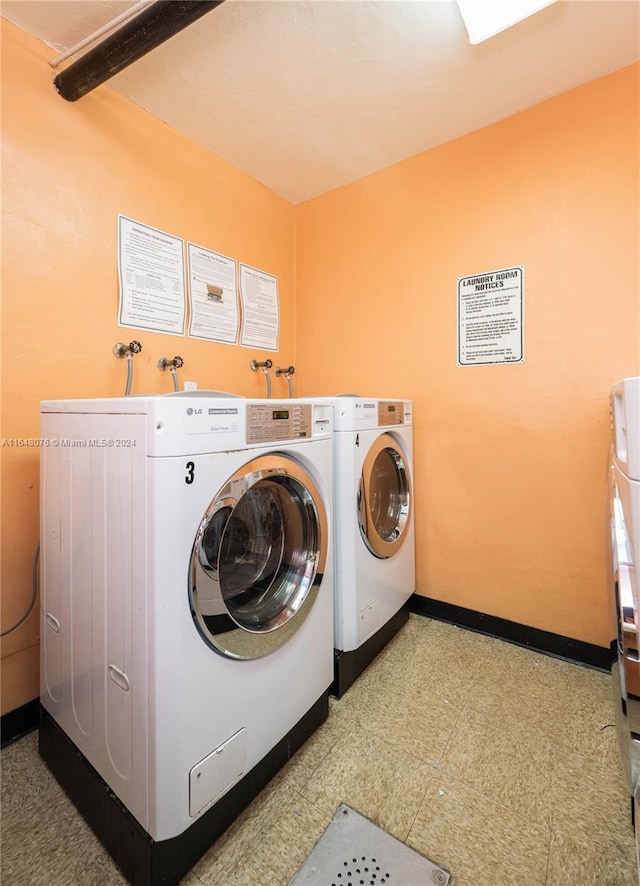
[189,455,328,660]
[357,434,412,560]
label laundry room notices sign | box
[118,215,186,335]
[457,266,524,366]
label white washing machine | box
[324,397,415,695]
[607,377,640,860]
[39,395,334,884]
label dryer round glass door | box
[189,454,328,659]
[357,433,412,559]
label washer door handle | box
[108,664,130,692]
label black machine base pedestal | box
[39,692,329,885]
[332,602,410,698]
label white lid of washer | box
[611,377,640,481]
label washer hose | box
[250,359,273,398]
[125,353,134,396]
[1,545,39,637]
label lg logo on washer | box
[184,406,241,437]
[185,407,239,416]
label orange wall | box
[2,19,638,717]
[0,21,297,714]
[295,64,639,647]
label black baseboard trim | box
[1,697,39,748]
[409,595,612,671]
[332,602,410,698]
[40,692,329,885]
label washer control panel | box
[378,401,405,425]
[246,403,312,443]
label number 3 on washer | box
[185,461,195,485]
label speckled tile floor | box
[1,614,637,885]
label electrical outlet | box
[184,381,198,392]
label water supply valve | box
[157,356,184,393]
[113,341,143,396]
[157,356,184,371]
[250,359,273,398]
[113,340,142,358]
[275,364,295,396]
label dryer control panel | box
[246,403,312,443]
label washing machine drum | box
[357,433,412,559]
[189,454,328,659]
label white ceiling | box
[3,0,639,204]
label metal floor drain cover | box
[289,804,450,885]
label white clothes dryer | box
[607,378,640,847]
[323,397,415,695]
[39,395,334,885]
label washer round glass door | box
[357,434,412,559]
[189,454,327,659]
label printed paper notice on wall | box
[187,244,239,344]
[118,215,186,335]
[239,263,279,352]
[457,266,524,366]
